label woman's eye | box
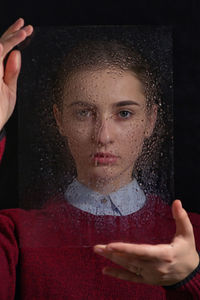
[75,109,95,120]
[118,110,133,119]
[78,109,90,116]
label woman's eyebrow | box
[67,101,96,108]
[67,100,140,108]
[115,100,140,107]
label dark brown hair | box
[52,39,161,111]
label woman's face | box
[54,68,157,189]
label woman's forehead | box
[62,69,145,105]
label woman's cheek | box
[67,130,91,156]
[64,122,90,139]
[126,131,146,157]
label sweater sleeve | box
[0,212,19,300]
[164,259,200,299]
[0,128,6,164]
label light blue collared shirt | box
[64,179,146,216]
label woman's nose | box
[93,116,114,146]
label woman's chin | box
[88,165,119,183]
[77,161,132,187]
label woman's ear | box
[144,104,158,138]
[53,104,65,136]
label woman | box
[0,18,200,299]
[52,36,158,214]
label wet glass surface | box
[18,26,173,246]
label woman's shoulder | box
[0,198,62,227]
[0,207,27,223]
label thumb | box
[172,199,194,238]
[4,50,21,93]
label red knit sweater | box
[0,135,200,299]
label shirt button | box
[101,198,107,204]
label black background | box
[0,1,200,212]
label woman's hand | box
[0,18,33,130]
[94,200,199,286]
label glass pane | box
[18,26,173,247]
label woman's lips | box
[92,152,118,165]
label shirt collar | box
[64,178,146,216]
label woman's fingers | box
[172,200,194,239]
[0,25,33,60]
[94,201,199,285]
[94,243,175,269]
[4,50,21,93]
[95,242,164,260]
[0,19,33,131]
[102,266,144,283]
[1,18,24,38]
[94,247,140,272]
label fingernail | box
[19,17,24,22]
[94,245,106,254]
[95,248,105,253]
[16,18,23,24]
[24,25,33,35]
